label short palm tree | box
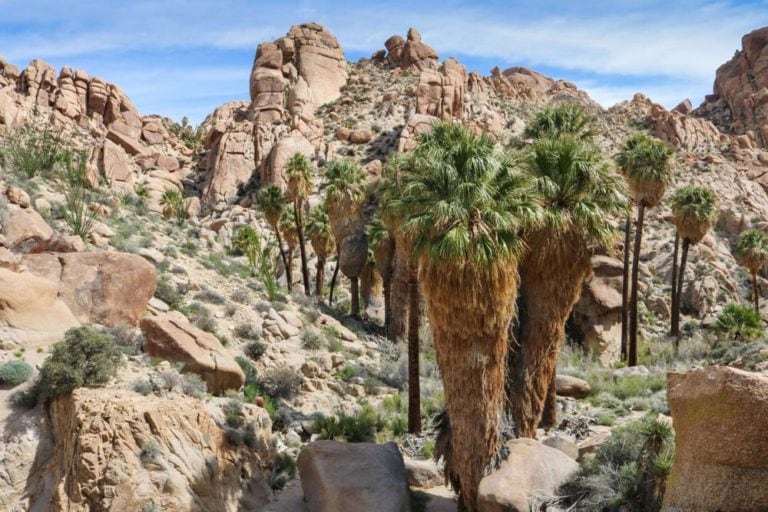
[523,103,599,141]
[736,228,768,312]
[285,153,313,295]
[258,185,291,289]
[323,159,368,317]
[392,122,540,510]
[279,207,299,282]
[509,135,627,438]
[367,215,395,337]
[305,205,335,300]
[669,186,718,339]
[616,133,674,366]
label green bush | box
[0,360,33,386]
[159,189,189,224]
[261,367,302,399]
[33,326,123,404]
[223,399,244,428]
[244,340,267,361]
[269,452,297,491]
[313,404,385,443]
[140,438,161,463]
[181,373,207,398]
[1,120,65,178]
[715,303,764,341]
[61,150,99,240]
[301,329,324,351]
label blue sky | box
[1,0,766,123]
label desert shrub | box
[182,303,217,334]
[107,324,144,355]
[0,360,33,386]
[159,189,189,224]
[155,274,182,309]
[223,398,244,428]
[140,438,161,463]
[132,379,154,396]
[313,404,384,443]
[261,367,302,399]
[709,339,768,370]
[243,384,277,418]
[269,452,297,491]
[301,329,324,351]
[715,303,764,341]
[195,288,226,305]
[245,341,267,361]
[231,288,250,303]
[1,119,65,178]
[181,373,207,398]
[233,225,261,275]
[236,356,259,384]
[164,117,205,151]
[33,326,123,404]
[158,369,181,391]
[225,427,244,446]
[235,323,262,341]
[61,150,99,240]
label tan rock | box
[398,114,439,152]
[100,139,134,184]
[6,186,30,208]
[0,267,79,334]
[663,366,768,511]
[2,207,53,253]
[555,374,591,398]
[349,127,373,144]
[23,252,156,327]
[106,127,146,156]
[141,311,245,394]
[260,134,314,190]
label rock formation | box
[383,28,439,71]
[416,57,467,120]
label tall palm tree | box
[621,214,633,361]
[391,123,540,510]
[279,206,299,283]
[669,186,718,339]
[360,248,383,308]
[285,153,313,295]
[523,102,599,141]
[257,185,291,289]
[509,135,627,438]
[323,159,367,317]
[367,215,395,338]
[616,133,674,366]
[305,205,335,300]
[736,229,768,312]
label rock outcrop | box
[697,27,768,147]
[298,440,411,512]
[23,252,157,327]
[141,311,245,394]
[384,28,439,71]
[478,438,578,511]
[416,57,466,120]
[663,366,768,511]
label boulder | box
[35,388,272,512]
[100,139,134,184]
[662,366,768,511]
[287,23,348,108]
[478,438,578,512]
[404,457,443,488]
[22,252,156,327]
[541,436,579,461]
[6,186,30,208]
[398,114,439,152]
[555,374,591,399]
[141,311,245,394]
[259,134,314,190]
[298,440,411,512]
[2,207,53,253]
[106,128,146,156]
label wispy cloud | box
[0,0,763,121]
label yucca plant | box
[233,225,261,275]
[669,186,718,339]
[735,228,768,313]
[715,303,765,341]
[159,189,188,224]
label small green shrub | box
[132,379,153,396]
[155,274,182,309]
[140,438,161,463]
[269,452,297,491]
[61,150,99,240]
[223,399,244,428]
[301,329,324,351]
[1,120,65,178]
[181,373,207,398]
[261,367,302,399]
[245,341,267,361]
[159,189,189,224]
[236,323,262,342]
[715,303,764,341]
[0,360,33,386]
[313,404,384,443]
[195,288,226,305]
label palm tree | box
[323,159,367,317]
[367,215,395,337]
[616,133,674,366]
[523,102,599,141]
[621,214,633,360]
[305,205,335,300]
[669,186,718,339]
[360,248,383,308]
[257,185,291,289]
[279,206,299,283]
[285,153,313,295]
[391,122,540,510]
[736,229,768,312]
[509,135,627,438]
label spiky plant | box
[285,152,313,295]
[305,205,335,300]
[635,419,674,511]
[258,185,291,289]
[669,186,718,339]
[735,228,768,312]
[323,159,368,317]
[616,133,674,366]
[509,134,628,438]
[392,122,540,509]
[523,103,599,141]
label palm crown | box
[670,185,718,244]
[323,159,367,214]
[525,135,627,249]
[615,133,674,207]
[736,229,768,273]
[285,153,313,203]
[257,185,285,228]
[305,205,335,256]
[523,103,599,141]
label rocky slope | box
[1,20,768,512]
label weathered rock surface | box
[663,366,768,511]
[555,374,591,399]
[141,311,245,394]
[298,440,411,512]
[384,28,438,71]
[478,438,578,512]
[23,252,156,327]
[416,58,466,120]
[2,207,54,253]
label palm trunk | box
[294,199,311,295]
[390,240,410,342]
[621,214,632,361]
[329,252,340,305]
[670,232,681,337]
[421,258,519,510]
[540,375,558,431]
[509,235,591,438]
[407,263,421,434]
[315,255,326,299]
[753,270,760,313]
[350,277,360,318]
[275,229,292,290]
[383,276,393,340]
[674,238,690,350]
[629,203,646,367]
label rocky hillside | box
[0,21,767,512]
